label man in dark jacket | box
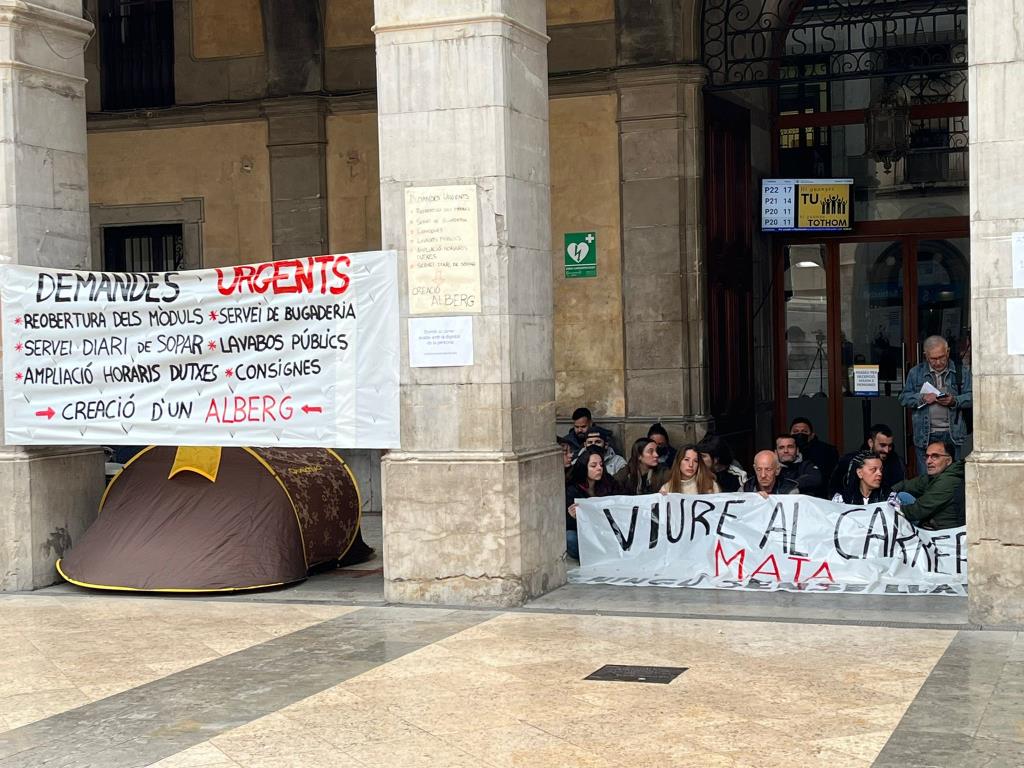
[775,434,823,496]
[564,407,616,453]
[893,438,965,530]
[829,423,906,496]
[743,450,800,497]
[791,417,838,490]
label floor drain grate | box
[585,665,687,684]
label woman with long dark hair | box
[565,446,619,559]
[660,444,721,495]
[831,451,889,505]
[614,437,669,495]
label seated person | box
[831,451,888,505]
[775,434,823,496]
[557,435,574,481]
[647,422,677,468]
[615,437,670,495]
[696,434,748,492]
[830,423,906,497]
[564,407,616,452]
[659,444,721,495]
[742,450,799,497]
[565,446,620,559]
[892,438,965,530]
[580,429,626,476]
[790,417,839,489]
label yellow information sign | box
[797,183,851,229]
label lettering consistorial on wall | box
[0,253,400,448]
[702,0,967,89]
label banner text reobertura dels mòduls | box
[0,253,399,448]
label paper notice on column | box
[408,316,473,368]
[1008,298,1024,355]
[405,185,481,315]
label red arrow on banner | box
[35,407,55,420]
[301,405,323,414]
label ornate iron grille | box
[103,224,184,272]
[702,0,968,89]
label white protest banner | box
[0,253,400,448]
[571,493,966,595]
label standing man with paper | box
[899,335,972,472]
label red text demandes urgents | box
[215,255,351,296]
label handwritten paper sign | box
[405,185,481,315]
[0,253,400,447]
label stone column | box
[966,0,1024,626]
[0,0,105,590]
[264,98,329,260]
[616,66,711,446]
[374,0,565,606]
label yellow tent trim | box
[326,449,364,562]
[55,559,298,593]
[168,447,223,483]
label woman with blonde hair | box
[660,444,721,495]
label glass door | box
[777,232,970,469]
[837,241,907,455]
[783,243,832,443]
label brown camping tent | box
[56,446,362,592]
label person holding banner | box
[830,451,889,505]
[565,446,620,559]
[742,451,799,497]
[615,438,670,495]
[659,445,720,495]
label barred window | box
[99,0,175,110]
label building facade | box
[2,0,1022,625]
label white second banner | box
[571,493,967,595]
[0,253,399,448]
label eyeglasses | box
[924,452,950,460]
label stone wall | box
[326,111,382,253]
[87,123,272,268]
[550,93,625,420]
[966,0,1024,627]
[191,0,264,59]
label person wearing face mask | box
[565,446,620,559]
[790,417,838,490]
[580,430,626,476]
[830,451,889,505]
[659,444,721,494]
[615,437,670,495]
[646,422,676,468]
[774,434,824,496]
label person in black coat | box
[829,423,906,496]
[564,446,619,560]
[830,451,890,505]
[775,434,823,495]
[791,417,838,492]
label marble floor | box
[1,515,1021,767]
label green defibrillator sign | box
[564,232,597,279]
